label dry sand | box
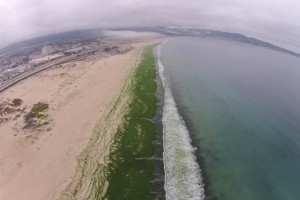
[0,39,161,200]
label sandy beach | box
[0,39,161,200]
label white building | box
[42,46,54,55]
[29,54,63,64]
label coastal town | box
[0,35,134,90]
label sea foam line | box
[157,45,205,200]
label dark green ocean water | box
[159,38,300,200]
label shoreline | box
[157,45,205,199]
[104,46,158,199]
[59,43,145,200]
[60,45,160,199]
[0,39,162,200]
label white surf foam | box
[156,45,205,200]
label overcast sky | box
[0,0,299,52]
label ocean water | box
[158,38,300,200]
[157,46,205,200]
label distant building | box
[63,47,84,55]
[29,54,63,64]
[3,65,26,74]
[42,46,54,55]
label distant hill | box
[1,27,299,58]
[0,29,102,54]
[112,26,300,58]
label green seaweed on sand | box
[103,46,158,199]
[59,46,158,200]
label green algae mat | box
[103,46,158,199]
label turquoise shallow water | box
[160,38,300,200]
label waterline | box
[157,46,205,200]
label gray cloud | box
[0,0,299,52]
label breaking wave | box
[157,45,205,200]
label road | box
[0,50,98,93]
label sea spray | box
[157,45,205,200]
